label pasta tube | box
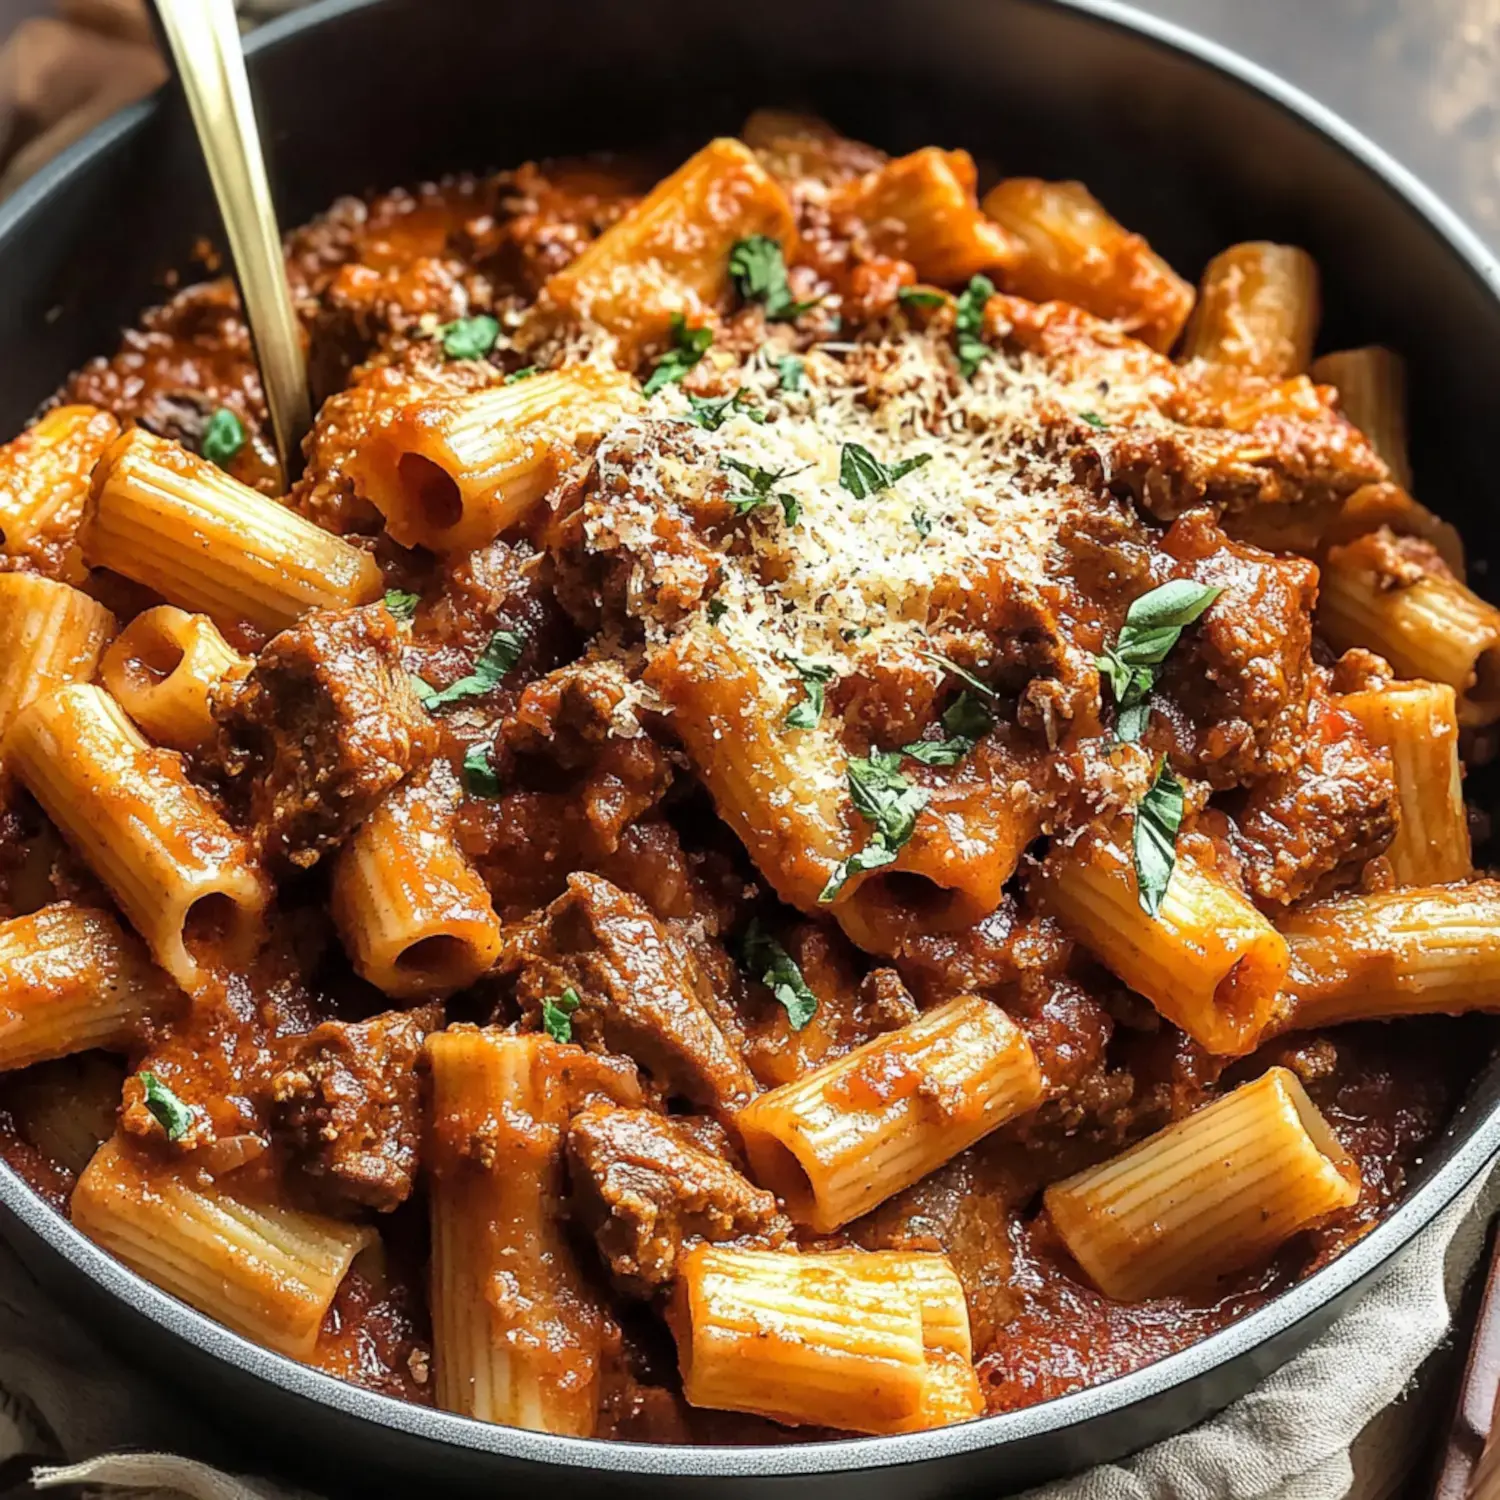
[347,366,640,552]
[736,994,1043,1232]
[101,606,249,753]
[81,427,382,632]
[1180,241,1319,377]
[1038,827,1288,1055]
[980,178,1194,351]
[73,1134,374,1360]
[0,404,119,575]
[3,684,270,993]
[1309,346,1412,491]
[1338,681,1470,886]
[0,573,115,743]
[427,1028,605,1435]
[1280,882,1500,1028]
[331,763,502,998]
[538,138,796,356]
[670,1245,929,1433]
[0,903,179,1071]
[1045,1067,1360,1301]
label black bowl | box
[2,1,1499,1494]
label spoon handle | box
[153,0,311,477]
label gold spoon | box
[153,0,311,477]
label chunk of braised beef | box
[270,1003,440,1212]
[1232,693,1397,906]
[211,603,436,870]
[511,872,757,1115]
[567,1104,788,1296]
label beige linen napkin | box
[0,1163,1491,1500]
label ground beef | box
[567,1104,788,1297]
[271,1003,440,1212]
[211,602,436,870]
[509,872,757,1116]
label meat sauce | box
[0,126,1488,1444]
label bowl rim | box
[2,0,1500,1480]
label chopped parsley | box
[819,750,929,903]
[739,919,818,1030]
[721,456,804,525]
[413,628,526,711]
[706,598,728,624]
[777,354,805,392]
[462,742,501,797]
[1096,579,1222,743]
[897,285,948,310]
[729,235,816,321]
[838,442,932,499]
[1080,410,1110,430]
[383,588,420,623]
[439,314,500,361]
[685,389,765,431]
[644,314,712,396]
[784,656,836,731]
[901,691,993,766]
[542,987,582,1044]
[504,365,538,384]
[139,1071,193,1142]
[912,508,933,539]
[1133,759,1185,917]
[200,407,245,469]
[954,273,995,379]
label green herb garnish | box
[784,657,836,731]
[729,236,816,321]
[777,354,805,392]
[504,365,538,384]
[739,919,818,1030]
[918,649,999,704]
[1096,579,1222,743]
[901,691,993,766]
[200,408,245,469]
[819,750,929,902]
[439,315,500,361]
[644,313,712,396]
[1133,759,1185,916]
[838,442,932,499]
[898,286,948,310]
[912,508,933,539]
[706,599,728,624]
[1080,410,1109,430]
[463,742,502,797]
[954,273,995,379]
[542,987,582,1044]
[383,588,420,623]
[721,456,805,525]
[139,1072,193,1142]
[685,389,765,431]
[413,628,526,712]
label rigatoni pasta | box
[1045,1067,1360,1301]
[1180,240,1320,376]
[0,572,115,743]
[2,684,269,992]
[0,403,119,576]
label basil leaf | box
[819,750,928,902]
[1097,580,1222,741]
[784,657,836,731]
[838,442,932,499]
[463,742,501,796]
[721,455,805,522]
[777,354,805,392]
[139,1071,193,1142]
[1080,410,1109,430]
[706,599,728,624]
[504,365,538,384]
[200,408,245,469]
[901,690,993,766]
[912,508,933,538]
[1133,759,1185,917]
[918,649,999,703]
[383,588,420,623]
[901,737,971,766]
[644,313,712,396]
[542,987,582,1044]
[415,627,526,711]
[954,273,995,378]
[898,286,947,309]
[739,919,818,1030]
[685,389,765,431]
[729,235,817,321]
[439,314,500,361]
